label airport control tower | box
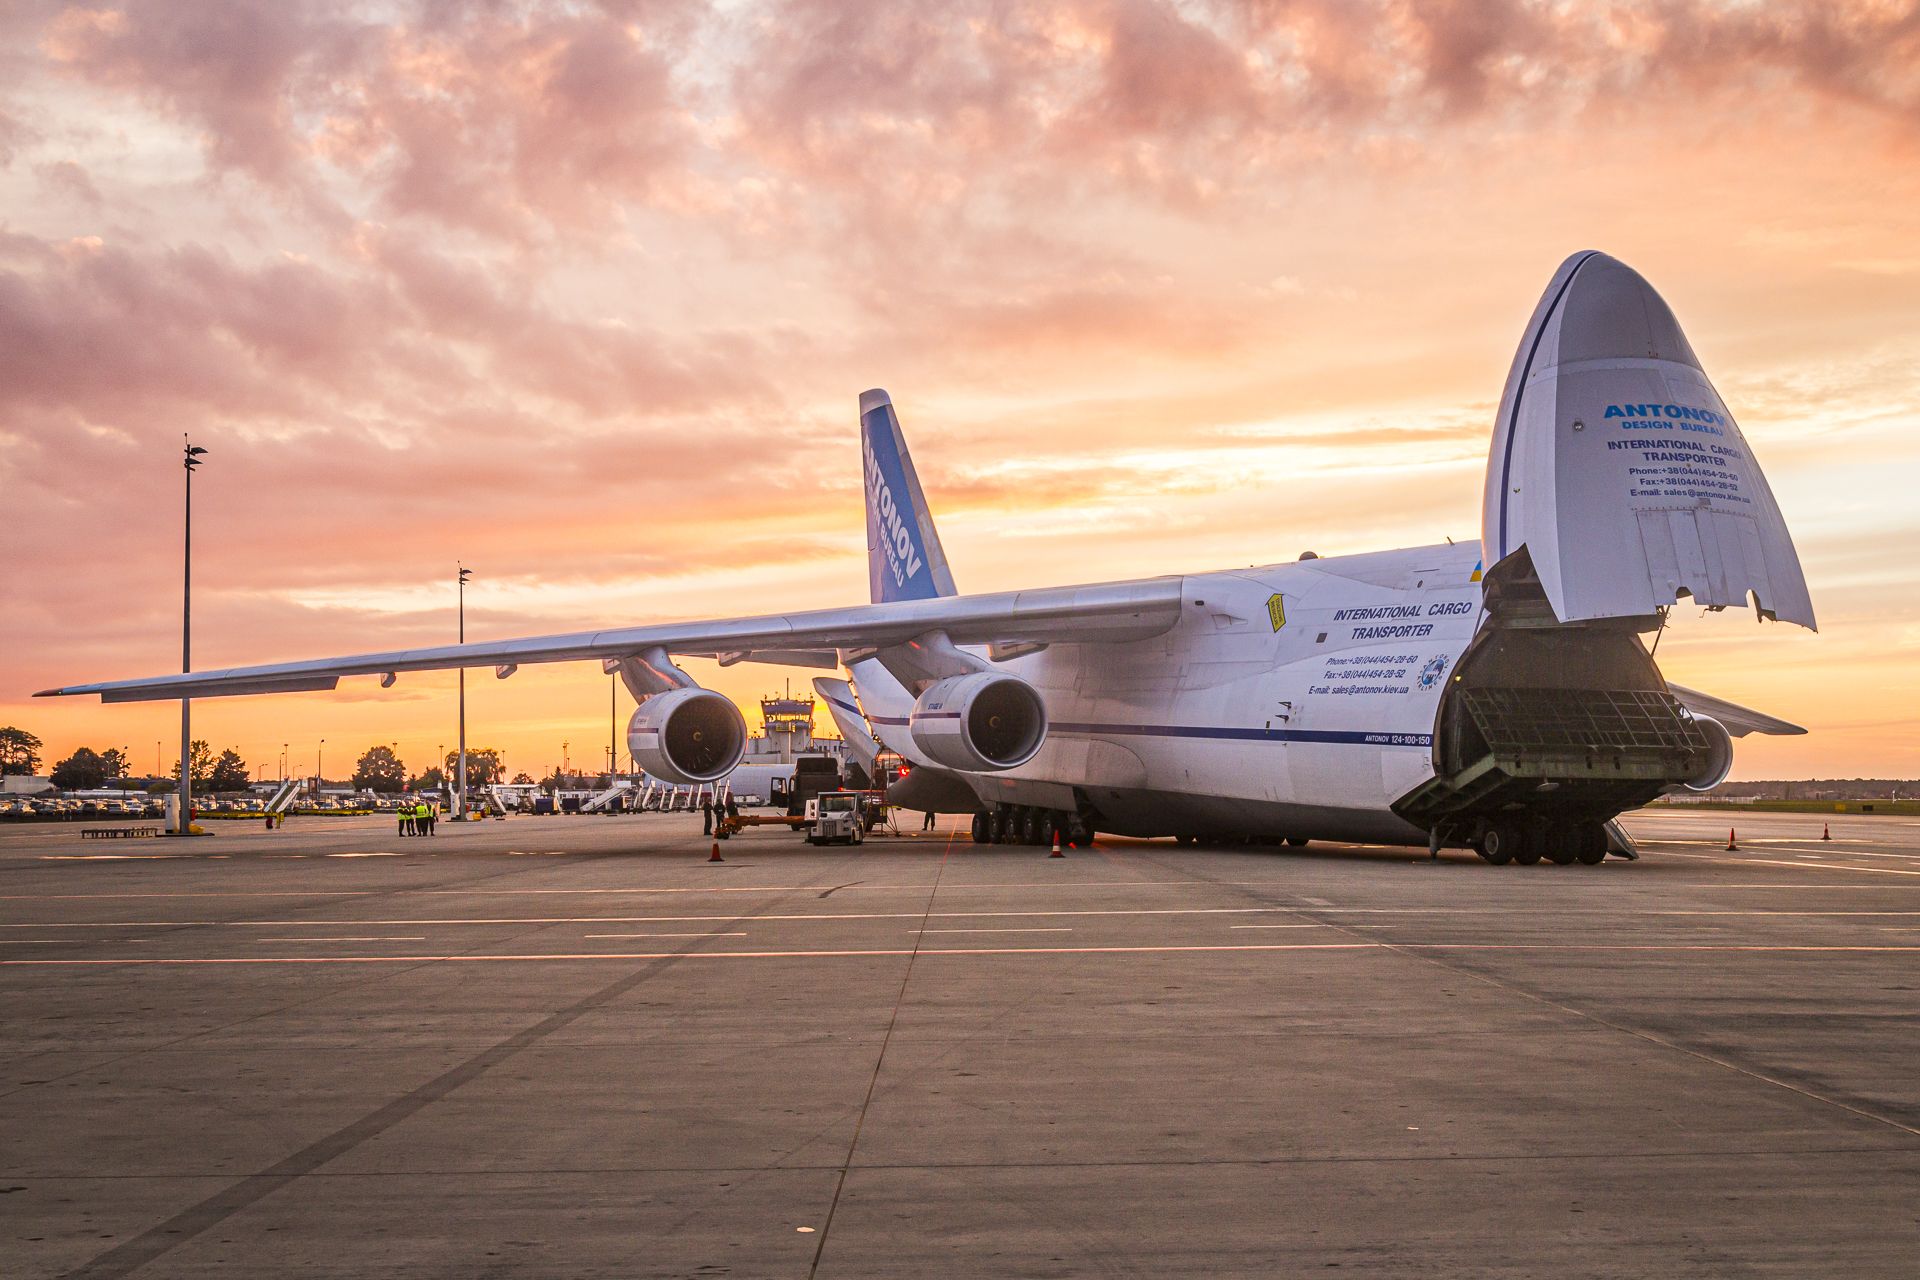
[748,693,838,766]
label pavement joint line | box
[17,906,1920,930]
[808,825,956,1278]
[13,942,1920,967]
[12,1142,1920,1179]
[50,867,832,1280]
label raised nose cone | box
[1481,251,1816,631]
[1552,252,1700,370]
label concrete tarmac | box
[2,807,1917,1277]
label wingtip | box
[859,388,891,415]
[33,688,64,698]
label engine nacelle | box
[626,688,747,785]
[908,672,1047,773]
[1682,714,1735,792]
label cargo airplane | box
[41,252,1814,864]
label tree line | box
[1,727,517,795]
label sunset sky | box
[3,0,1917,783]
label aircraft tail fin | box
[861,389,957,604]
[1482,252,1814,630]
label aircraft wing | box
[36,578,1185,703]
[1667,683,1806,737]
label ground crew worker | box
[701,799,714,836]
[399,802,412,837]
[425,801,437,836]
[724,794,739,821]
[923,809,936,832]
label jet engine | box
[908,672,1047,772]
[1681,715,1735,792]
[626,688,747,785]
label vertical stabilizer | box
[861,389,958,604]
[1482,252,1815,629]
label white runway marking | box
[581,932,747,939]
[1655,851,1920,877]
[911,927,1072,934]
[254,936,428,943]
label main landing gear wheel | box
[970,812,991,844]
[1544,824,1580,866]
[1575,823,1608,865]
[1484,821,1537,866]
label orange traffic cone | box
[1050,831,1064,858]
[1726,828,1739,851]
[1822,823,1831,841]
[708,841,724,863]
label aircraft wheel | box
[1485,821,1534,866]
[1575,823,1608,865]
[1285,836,1309,848]
[970,812,991,844]
[1019,808,1043,845]
[1544,823,1579,865]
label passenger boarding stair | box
[582,781,633,813]
[265,777,302,815]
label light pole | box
[176,438,208,834]
[317,738,325,792]
[457,564,470,818]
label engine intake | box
[626,688,747,785]
[909,672,1047,772]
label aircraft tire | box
[971,812,991,844]
[1020,809,1044,845]
[1544,824,1579,865]
[1575,823,1608,865]
[1285,836,1309,848]
[1486,821,1536,866]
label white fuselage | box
[851,540,1488,843]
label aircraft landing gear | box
[1478,818,1610,867]
[970,811,991,844]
